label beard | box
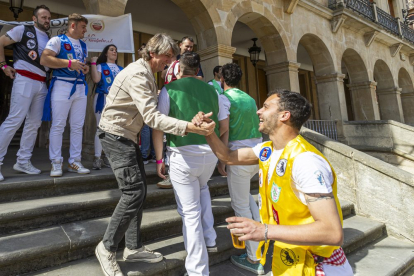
[35,21,50,32]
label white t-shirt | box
[252,142,333,205]
[7,25,49,76]
[221,94,262,149]
[158,83,227,155]
[97,63,121,78]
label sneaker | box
[95,241,124,276]
[50,160,63,177]
[93,157,102,170]
[102,156,111,168]
[157,175,173,189]
[0,165,4,182]
[68,160,90,174]
[230,253,264,275]
[207,245,218,253]
[13,161,41,174]
[123,245,163,263]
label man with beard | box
[196,89,352,276]
[41,13,90,177]
[0,5,51,181]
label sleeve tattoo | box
[305,193,334,203]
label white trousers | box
[49,80,87,164]
[93,93,106,157]
[226,164,261,261]
[168,151,218,276]
[0,74,47,164]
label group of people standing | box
[0,5,353,276]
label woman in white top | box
[90,44,123,169]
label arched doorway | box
[398,68,414,125]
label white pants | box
[227,164,261,261]
[49,80,87,164]
[93,93,106,157]
[168,151,218,276]
[0,74,47,164]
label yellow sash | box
[256,135,343,276]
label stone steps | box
[23,206,383,276]
[0,174,238,235]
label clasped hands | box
[191,111,215,136]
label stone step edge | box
[0,203,362,276]
[0,175,257,235]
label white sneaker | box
[95,241,124,276]
[0,165,4,181]
[68,160,90,174]
[123,246,163,263]
[50,160,63,177]
[13,161,41,174]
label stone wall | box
[301,127,414,243]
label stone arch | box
[398,68,414,124]
[297,34,348,124]
[373,60,403,122]
[341,48,379,121]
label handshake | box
[190,111,216,136]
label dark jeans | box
[98,129,147,252]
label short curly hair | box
[221,63,242,87]
[268,89,312,130]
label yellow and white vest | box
[256,135,343,276]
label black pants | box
[98,130,147,252]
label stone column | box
[81,0,128,161]
[198,44,236,82]
[264,61,300,92]
[401,92,414,125]
[314,73,348,140]
[347,81,380,121]
[376,87,404,122]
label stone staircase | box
[0,166,412,276]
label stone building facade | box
[1,0,414,154]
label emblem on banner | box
[28,50,37,60]
[276,159,288,177]
[90,20,105,32]
[64,43,72,51]
[259,147,272,162]
[26,32,35,38]
[27,39,36,49]
[106,77,111,84]
[271,182,281,203]
[103,69,110,76]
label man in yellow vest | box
[199,89,353,275]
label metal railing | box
[328,0,414,45]
[303,120,338,140]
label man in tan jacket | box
[95,33,215,276]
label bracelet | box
[1,64,8,70]
[91,62,97,65]
[68,59,72,68]
[156,159,163,164]
[264,224,268,243]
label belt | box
[15,69,46,82]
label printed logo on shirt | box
[259,169,263,187]
[276,159,288,177]
[106,77,111,84]
[28,50,37,60]
[314,170,326,186]
[259,147,272,161]
[280,248,298,266]
[27,39,36,49]
[103,69,110,76]
[26,32,35,38]
[64,43,72,51]
[271,182,282,203]
[258,194,262,210]
[272,205,280,225]
[67,53,74,60]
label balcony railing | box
[303,120,338,140]
[328,0,414,45]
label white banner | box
[0,13,134,53]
